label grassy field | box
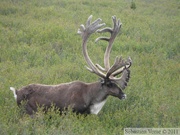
[0,0,179,134]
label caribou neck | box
[87,81,108,104]
[85,81,107,114]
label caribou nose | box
[121,94,127,99]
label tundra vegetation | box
[0,0,179,135]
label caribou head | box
[10,15,132,116]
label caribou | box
[10,15,132,116]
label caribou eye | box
[107,82,114,88]
[107,84,112,87]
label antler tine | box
[109,57,132,90]
[85,15,93,28]
[78,15,105,40]
[78,15,106,78]
[112,69,131,90]
[111,57,132,77]
[106,56,128,79]
[95,16,122,72]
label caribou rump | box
[10,15,132,116]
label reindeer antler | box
[78,15,106,78]
[94,16,131,79]
[95,16,121,70]
[78,15,132,90]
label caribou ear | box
[99,78,105,84]
[99,78,112,87]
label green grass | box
[0,0,179,134]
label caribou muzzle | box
[120,93,127,100]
